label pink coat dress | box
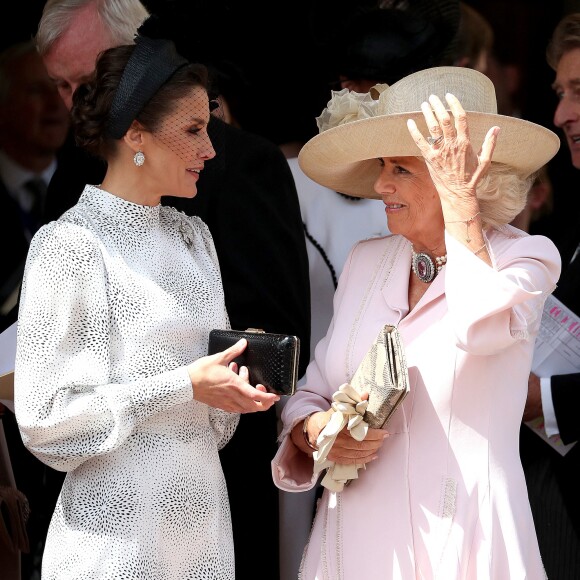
[272,227,561,580]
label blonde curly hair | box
[476,163,534,228]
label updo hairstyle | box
[71,44,208,159]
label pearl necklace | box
[411,246,447,283]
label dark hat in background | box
[137,0,233,76]
[136,2,248,120]
[309,0,460,84]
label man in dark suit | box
[0,39,69,579]
[0,183,29,330]
[35,1,310,578]
[0,40,69,333]
[520,13,580,580]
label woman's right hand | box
[187,338,280,413]
[292,408,389,464]
[407,93,498,210]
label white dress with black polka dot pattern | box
[15,185,238,579]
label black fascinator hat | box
[106,35,188,139]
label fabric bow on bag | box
[312,325,410,491]
[313,384,369,492]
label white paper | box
[525,294,580,456]
[0,321,17,410]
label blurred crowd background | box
[1,1,577,139]
[1,0,580,324]
[5,0,579,243]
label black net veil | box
[143,74,218,167]
[135,7,227,174]
[104,35,219,169]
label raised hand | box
[406,93,498,210]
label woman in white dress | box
[14,36,279,579]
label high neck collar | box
[79,184,162,228]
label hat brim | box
[298,111,560,199]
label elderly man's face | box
[553,47,580,169]
[41,3,114,111]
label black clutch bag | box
[207,328,300,396]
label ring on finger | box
[427,135,444,146]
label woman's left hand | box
[407,93,499,210]
[325,426,388,465]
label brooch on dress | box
[172,212,194,248]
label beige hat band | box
[376,66,498,116]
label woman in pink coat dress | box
[272,67,561,579]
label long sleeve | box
[444,231,561,354]
[15,222,195,472]
[19,186,240,578]
[272,243,359,492]
[273,228,562,493]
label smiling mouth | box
[186,169,200,174]
[385,203,405,209]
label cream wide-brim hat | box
[298,67,560,199]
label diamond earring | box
[133,150,145,167]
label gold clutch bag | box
[349,324,409,429]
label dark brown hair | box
[546,13,580,71]
[71,43,208,159]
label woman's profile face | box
[143,86,216,199]
[374,156,443,239]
